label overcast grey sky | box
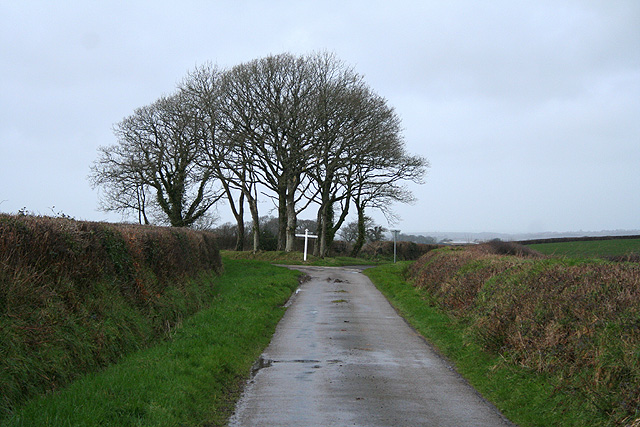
[1,1,638,234]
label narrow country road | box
[228,265,514,427]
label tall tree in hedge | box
[179,63,254,250]
[303,52,429,257]
[347,95,429,257]
[306,54,370,257]
[90,144,151,225]
[92,92,222,227]
[221,53,317,251]
[91,51,429,251]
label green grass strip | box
[528,238,640,258]
[365,262,607,427]
[2,258,300,427]
[220,249,382,266]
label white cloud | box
[1,0,638,232]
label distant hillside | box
[406,230,640,244]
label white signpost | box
[391,229,400,263]
[295,228,318,261]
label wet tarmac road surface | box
[228,265,514,427]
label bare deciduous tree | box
[179,63,252,250]
[345,94,429,257]
[91,145,151,224]
[91,52,429,257]
[91,92,222,227]
[306,53,365,256]
[221,53,318,250]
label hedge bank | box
[409,242,639,425]
[0,215,222,417]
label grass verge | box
[220,250,381,266]
[365,262,611,427]
[1,258,300,427]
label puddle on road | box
[251,356,348,377]
[276,359,321,364]
[326,277,350,283]
[250,356,273,377]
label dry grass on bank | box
[0,214,222,417]
[409,242,640,425]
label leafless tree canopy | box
[90,52,429,255]
[91,92,223,228]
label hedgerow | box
[409,243,640,425]
[0,214,221,418]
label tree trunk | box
[317,202,332,258]
[284,175,300,252]
[323,204,335,258]
[285,190,297,252]
[316,184,330,257]
[220,179,245,251]
[313,209,322,257]
[246,193,260,253]
[235,222,245,251]
[351,203,367,257]
[234,216,245,251]
[277,185,287,251]
[233,192,245,251]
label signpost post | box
[391,229,400,263]
[295,228,318,261]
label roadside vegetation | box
[366,241,640,426]
[4,221,639,426]
[214,217,440,262]
[0,215,222,421]
[220,245,434,265]
[2,257,300,426]
[221,249,378,266]
[90,52,428,256]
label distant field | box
[527,238,640,258]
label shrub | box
[482,240,544,258]
[360,240,441,260]
[328,240,349,257]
